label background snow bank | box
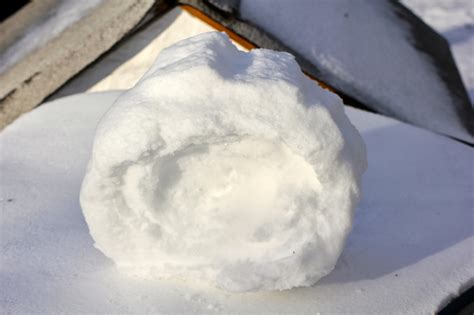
[52,1,473,106]
[1,91,471,313]
[239,0,473,143]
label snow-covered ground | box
[1,91,472,313]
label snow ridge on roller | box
[80,32,367,292]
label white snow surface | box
[240,0,473,143]
[79,32,367,292]
[0,0,103,75]
[1,89,472,313]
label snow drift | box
[80,32,367,292]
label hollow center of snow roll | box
[121,137,320,257]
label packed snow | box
[1,90,471,313]
[80,32,367,292]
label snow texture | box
[0,0,103,75]
[79,32,367,292]
[1,90,472,314]
[240,0,473,143]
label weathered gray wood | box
[0,0,166,129]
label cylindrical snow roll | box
[80,32,367,292]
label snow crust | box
[79,32,367,292]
